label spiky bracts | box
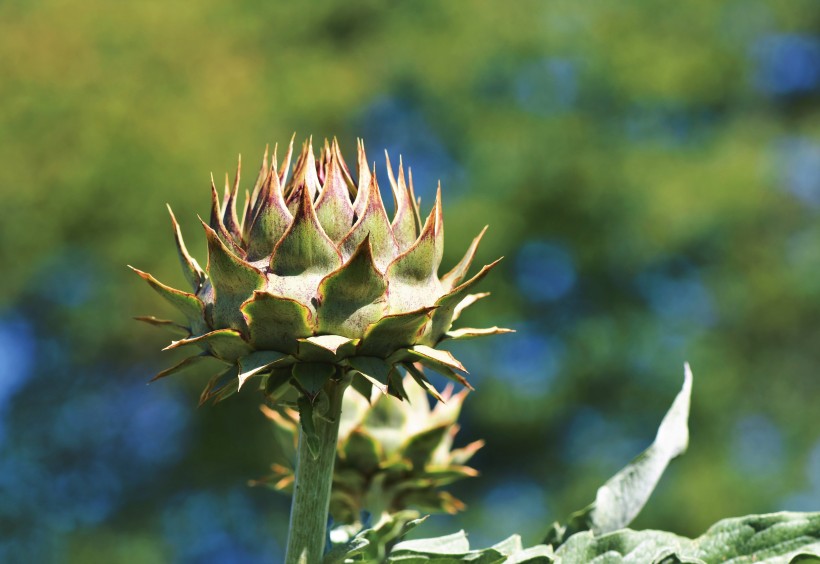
[254,376,482,525]
[132,137,509,409]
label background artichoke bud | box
[253,374,483,526]
[132,137,510,407]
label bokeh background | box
[1,0,819,561]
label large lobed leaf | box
[334,526,554,563]
[332,512,818,563]
[545,363,693,545]
[553,512,820,564]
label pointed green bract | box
[223,158,243,243]
[209,177,242,254]
[150,354,212,382]
[315,151,355,242]
[297,335,356,363]
[384,193,444,313]
[165,328,252,361]
[130,266,205,329]
[405,168,424,235]
[352,139,371,220]
[303,334,355,355]
[403,362,444,402]
[350,372,375,399]
[340,173,399,272]
[342,430,381,474]
[134,315,190,337]
[290,139,322,201]
[293,362,336,398]
[444,326,515,340]
[246,168,293,262]
[348,356,392,393]
[317,237,388,338]
[450,440,484,466]
[385,153,417,252]
[241,291,313,354]
[330,139,357,197]
[400,346,472,389]
[387,194,440,283]
[387,370,410,400]
[453,292,489,321]
[432,186,444,270]
[199,365,239,405]
[406,345,466,373]
[359,308,435,357]
[284,142,308,198]
[401,425,449,469]
[423,259,503,346]
[423,466,480,484]
[440,226,487,291]
[167,205,205,291]
[203,222,265,331]
[265,366,296,400]
[243,145,269,239]
[277,135,295,186]
[271,179,341,277]
[238,350,289,390]
[269,181,342,306]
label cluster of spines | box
[254,376,484,523]
[131,137,510,406]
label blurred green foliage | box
[1,0,818,562]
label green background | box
[1,1,818,561]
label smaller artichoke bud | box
[131,137,511,423]
[253,373,483,526]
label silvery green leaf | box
[327,514,428,563]
[547,364,693,545]
[505,545,554,564]
[387,530,538,563]
[391,531,471,555]
[554,511,820,564]
[555,529,694,563]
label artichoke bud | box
[253,374,484,524]
[132,137,511,408]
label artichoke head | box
[254,374,483,526]
[132,137,509,406]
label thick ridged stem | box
[285,375,350,564]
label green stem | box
[285,375,349,564]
